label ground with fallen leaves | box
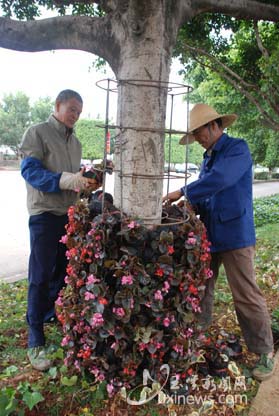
[0,223,278,416]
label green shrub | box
[254,171,270,180]
[254,195,279,227]
[271,172,279,179]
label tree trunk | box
[111,2,177,223]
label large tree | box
[1,0,279,222]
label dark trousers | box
[198,246,274,354]
[27,212,68,348]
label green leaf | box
[22,391,44,410]
[1,365,18,378]
[48,366,58,379]
[0,387,18,416]
[61,375,78,386]
[49,347,64,360]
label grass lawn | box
[0,223,278,416]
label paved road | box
[0,170,278,283]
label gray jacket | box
[19,115,82,216]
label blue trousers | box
[27,212,68,347]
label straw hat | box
[179,103,237,145]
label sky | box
[0,47,189,130]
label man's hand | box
[59,169,93,192]
[162,190,183,204]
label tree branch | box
[0,14,120,72]
[185,45,279,131]
[53,0,95,4]
[253,21,269,58]
[185,44,256,88]
[179,0,279,26]
[251,21,279,104]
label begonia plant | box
[56,198,212,396]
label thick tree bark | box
[112,2,177,223]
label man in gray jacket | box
[19,89,99,371]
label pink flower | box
[84,291,95,301]
[111,342,118,350]
[163,317,171,327]
[162,281,170,293]
[61,335,71,346]
[186,296,201,313]
[60,235,68,244]
[127,221,136,229]
[155,342,164,350]
[186,237,197,245]
[139,342,147,351]
[55,296,63,307]
[205,268,213,278]
[86,274,100,284]
[74,360,81,372]
[113,307,125,318]
[64,275,70,284]
[173,344,184,355]
[121,274,133,285]
[91,313,104,328]
[154,290,163,301]
[107,383,115,397]
[186,328,194,338]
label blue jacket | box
[182,133,256,253]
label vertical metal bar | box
[118,81,124,220]
[183,87,191,218]
[166,93,174,198]
[101,78,110,213]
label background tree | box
[0,93,54,155]
[165,135,203,166]
[1,0,279,221]
[176,18,279,169]
[30,96,54,124]
[0,92,31,155]
[75,118,109,160]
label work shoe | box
[44,315,57,324]
[252,353,275,381]
[27,346,52,371]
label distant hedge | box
[254,195,279,227]
[254,171,269,180]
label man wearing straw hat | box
[162,103,274,381]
